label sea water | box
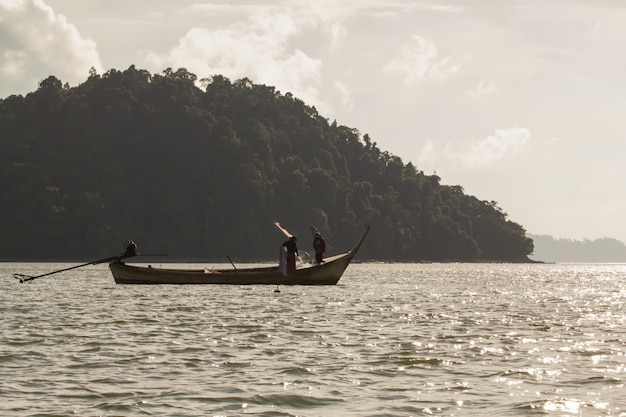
[0,262,624,417]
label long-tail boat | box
[109,226,370,285]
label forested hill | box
[0,66,534,261]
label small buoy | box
[274,285,280,293]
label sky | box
[2,0,626,244]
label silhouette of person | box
[124,240,137,257]
[282,235,298,273]
[313,232,326,264]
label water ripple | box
[1,262,625,416]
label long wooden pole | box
[13,254,134,283]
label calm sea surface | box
[1,262,624,417]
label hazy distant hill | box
[529,234,626,262]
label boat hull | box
[110,252,353,285]
[109,226,370,285]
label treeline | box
[0,66,534,261]
[529,234,626,263]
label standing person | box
[282,235,298,273]
[312,231,326,264]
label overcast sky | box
[2,0,626,244]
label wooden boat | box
[109,226,370,285]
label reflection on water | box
[1,262,625,416]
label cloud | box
[417,140,438,167]
[0,0,102,94]
[384,34,468,85]
[137,1,471,113]
[333,80,354,111]
[469,80,497,97]
[143,8,325,106]
[142,2,467,109]
[420,128,531,170]
[460,128,531,168]
[0,49,27,76]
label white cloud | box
[417,140,437,167]
[143,9,326,107]
[0,49,27,76]
[419,128,531,170]
[0,0,102,94]
[469,80,497,97]
[460,128,531,168]
[137,2,471,112]
[141,2,468,106]
[384,35,467,86]
[333,80,354,111]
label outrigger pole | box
[13,239,166,283]
[13,254,136,283]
